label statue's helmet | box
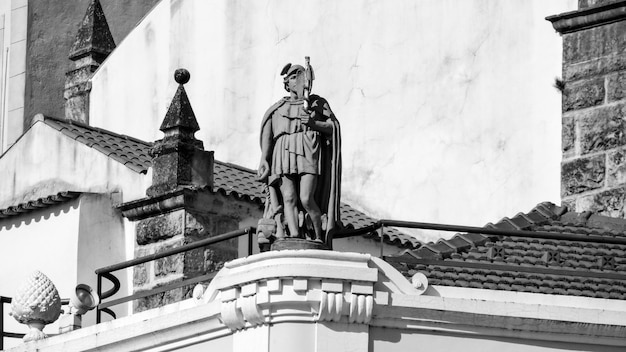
[281,63,305,82]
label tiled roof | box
[339,204,421,248]
[39,116,419,248]
[43,116,151,173]
[385,202,626,299]
[0,192,81,219]
[212,161,265,203]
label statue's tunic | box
[268,99,320,186]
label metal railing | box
[335,219,626,280]
[377,219,626,245]
[334,219,626,245]
[1,297,69,350]
[94,227,256,323]
[0,296,22,350]
[93,219,626,324]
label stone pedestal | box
[271,238,330,251]
[116,69,257,312]
[120,190,245,313]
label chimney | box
[64,0,115,123]
[547,1,626,217]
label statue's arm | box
[303,98,334,135]
[260,119,272,162]
[258,117,273,181]
[305,118,333,135]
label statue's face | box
[287,70,305,97]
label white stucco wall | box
[0,0,27,154]
[0,194,132,349]
[370,327,625,352]
[76,193,129,326]
[0,120,150,208]
[90,0,578,241]
[0,200,80,349]
[0,200,80,298]
[0,120,150,347]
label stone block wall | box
[560,7,626,217]
[132,209,240,312]
[578,0,621,8]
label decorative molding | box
[347,293,373,323]
[215,277,376,331]
[117,185,261,221]
[547,1,626,34]
[116,188,208,220]
[10,271,62,342]
[240,295,265,326]
[220,300,245,331]
[203,250,421,332]
[317,291,344,322]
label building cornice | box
[116,188,191,220]
[546,1,626,34]
[7,250,626,351]
[116,186,263,221]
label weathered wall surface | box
[558,3,626,216]
[90,0,577,242]
[1,0,28,152]
[131,194,262,313]
[23,0,160,125]
[77,193,129,325]
[0,121,149,208]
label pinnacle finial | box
[69,0,116,62]
[174,68,190,85]
[159,69,199,133]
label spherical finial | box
[174,68,190,85]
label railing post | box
[1,296,4,351]
[92,227,256,322]
[379,223,384,258]
[247,228,254,256]
[96,273,102,324]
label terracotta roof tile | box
[0,192,81,219]
[387,202,626,299]
[40,116,420,248]
[44,116,151,173]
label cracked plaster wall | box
[90,0,577,242]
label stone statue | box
[257,57,341,250]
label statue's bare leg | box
[300,174,324,242]
[280,176,300,237]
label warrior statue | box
[257,57,342,250]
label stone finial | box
[146,69,213,197]
[68,0,116,62]
[10,271,62,342]
[64,0,116,124]
[160,69,200,133]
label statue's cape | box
[259,97,288,146]
[260,95,342,238]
